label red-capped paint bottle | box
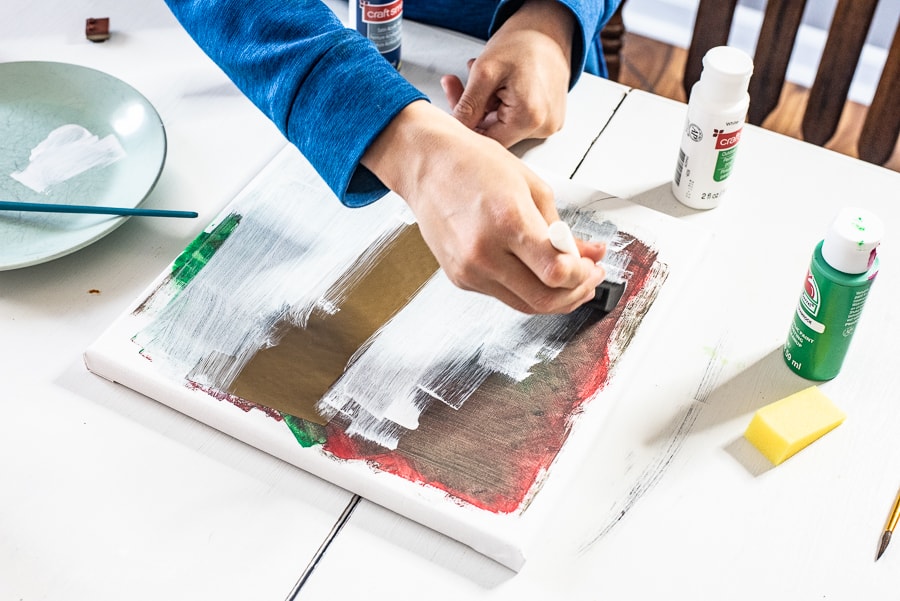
[783,207,883,380]
[350,0,403,69]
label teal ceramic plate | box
[0,61,166,270]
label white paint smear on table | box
[10,124,126,193]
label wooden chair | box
[601,0,628,82]
[684,0,900,166]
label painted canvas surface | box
[85,146,706,570]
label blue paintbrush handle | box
[0,201,198,218]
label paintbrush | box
[876,486,900,560]
[548,220,627,312]
[0,200,198,218]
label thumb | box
[451,68,494,130]
[440,74,464,111]
[528,175,560,226]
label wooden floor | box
[617,33,900,173]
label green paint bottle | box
[783,207,883,381]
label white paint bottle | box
[672,46,753,209]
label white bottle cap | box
[821,207,883,274]
[700,46,753,103]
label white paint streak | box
[135,152,643,451]
[606,262,668,366]
[11,124,126,193]
[567,209,633,284]
[316,212,634,450]
[316,271,594,448]
[136,162,413,390]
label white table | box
[301,93,900,600]
[6,2,900,600]
[0,2,625,599]
[0,4,339,601]
[569,90,900,598]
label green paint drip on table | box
[170,213,242,288]
[282,413,328,447]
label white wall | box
[621,0,900,105]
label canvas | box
[84,145,707,570]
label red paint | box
[191,236,663,516]
[321,237,663,515]
[187,381,283,421]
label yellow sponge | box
[744,386,845,465]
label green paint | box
[170,213,242,288]
[282,413,327,447]
[784,241,878,381]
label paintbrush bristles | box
[877,487,900,561]
[877,530,892,560]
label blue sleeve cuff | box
[165,0,427,208]
[282,36,427,207]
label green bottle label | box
[783,243,877,380]
[713,146,738,182]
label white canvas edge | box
[83,147,712,571]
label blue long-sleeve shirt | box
[163,0,622,207]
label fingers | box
[448,63,494,131]
[482,85,558,148]
[576,239,607,264]
[533,191,607,266]
[546,218,608,264]
[432,196,606,314]
[447,71,565,149]
[452,74,552,148]
[448,243,606,315]
[504,199,607,313]
[362,101,603,315]
[443,71,505,137]
[440,57,478,111]
[513,232,606,300]
[445,208,607,314]
[443,7,573,148]
[439,74,464,112]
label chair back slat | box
[681,0,897,166]
[747,0,807,125]
[802,0,879,145]
[859,19,900,165]
[683,0,739,99]
[601,2,627,82]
